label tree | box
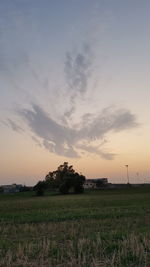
[44,162,86,194]
[34,180,46,196]
[45,171,58,190]
[0,187,3,194]
[59,181,70,194]
[73,173,85,193]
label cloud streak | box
[16,103,137,159]
[2,119,23,133]
[63,44,94,121]
[65,44,92,96]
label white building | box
[84,180,97,189]
[1,184,23,193]
[84,178,108,189]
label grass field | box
[0,188,150,266]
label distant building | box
[84,178,108,189]
[1,184,23,193]
[84,180,96,189]
[107,183,150,189]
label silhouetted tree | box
[0,187,3,194]
[59,181,70,194]
[34,180,46,196]
[45,162,86,194]
[73,173,85,193]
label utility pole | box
[125,165,129,184]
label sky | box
[0,0,150,185]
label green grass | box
[0,188,150,266]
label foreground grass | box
[0,188,150,266]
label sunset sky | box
[0,0,150,185]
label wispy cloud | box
[65,44,92,96]
[2,119,23,133]
[78,107,137,140]
[18,104,79,157]
[16,103,137,159]
[1,28,138,159]
[63,44,94,121]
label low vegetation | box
[0,188,150,266]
